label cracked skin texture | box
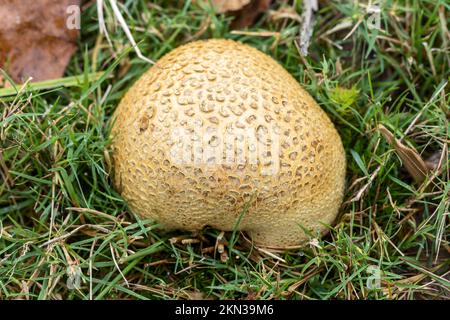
[111,39,346,247]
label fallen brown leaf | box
[378,124,430,184]
[212,0,251,13]
[208,0,271,29]
[0,0,80,83]
[231,0,272,29]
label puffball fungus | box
[111,39,346,247]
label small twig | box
[296,0,318,56]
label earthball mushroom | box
[110,39,346,247]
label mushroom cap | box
[111,39,346,247]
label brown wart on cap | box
[110,39,346,247]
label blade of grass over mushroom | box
[229,202,250,253]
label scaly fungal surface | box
[111,39,346,247]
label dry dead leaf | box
[0,0,80,83]
[212,0,251,13]
[231,0,272,29]
[268,7,302,23]
[209,0,271,29]
[378,124,430,184]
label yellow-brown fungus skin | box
[111,39,346,247]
